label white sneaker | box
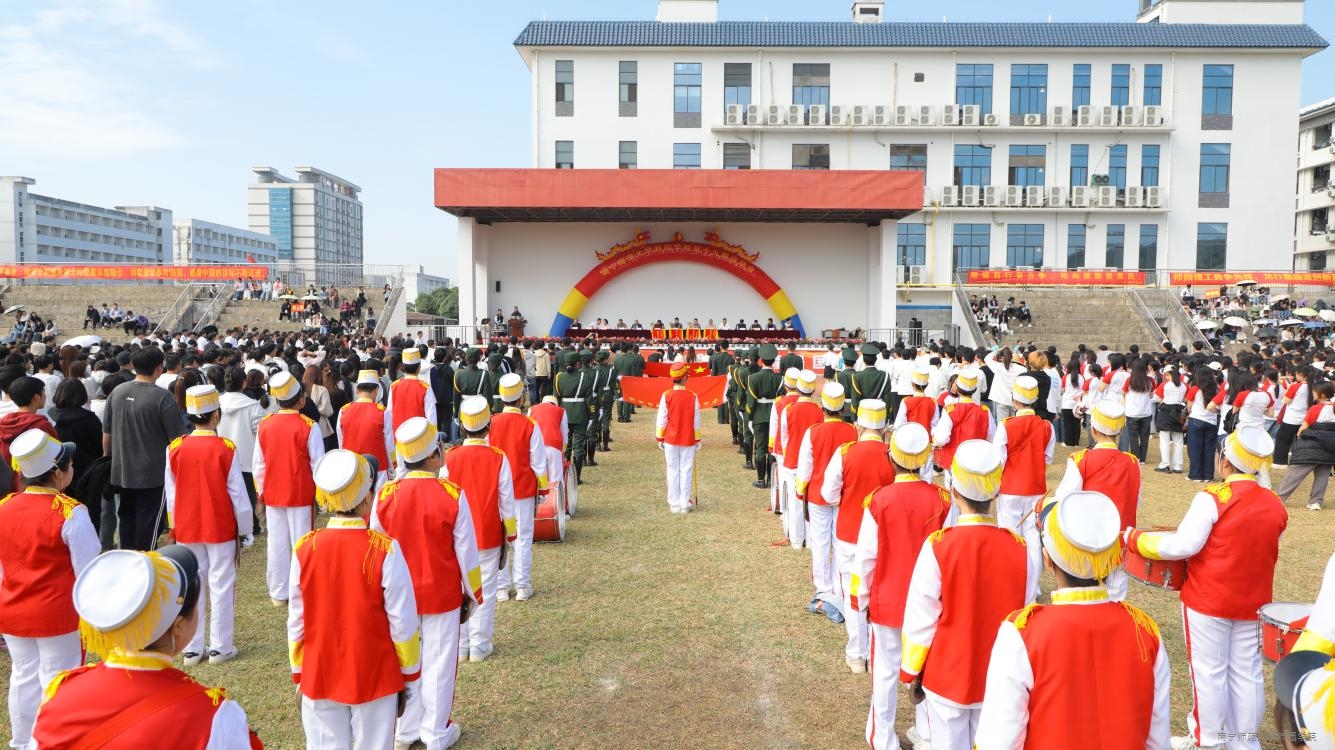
[208,648,238,665]
[1169,737,1200,750]
[905,727,931,750]
[845,657,868,674]
[394,742,415,750]
[440,722,462,748]
[495,587,511,603]
[469,645,494,662]
[514,587,532,601]
[182,651,205,667]
[457,647,470,664]
[270,598,287,608]
[1310,502,1323,511]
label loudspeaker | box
[495,281,501,293]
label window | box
[953,224,991,270]
[1072,64,1091,108]
[1138,225,1159,271]
[1111,64,1131,107]
[1312,252,1328,271]
[1106,224,1126,268]
[897,224,927,266]
[956,64,993,115]
[673,143,701,169]
[555,141,574,169]
[1312,207,1329,235]
[793,63,830,124]
[724,63,751,114]
[1314,165,1331,190]
[1108,145,1128,190]
[1196,223,1228,269]
[674,62,702,128]
[792,144,830,170]
[1200,144,1231,193]
[723,143,751,170]
[619,61,637,116]
[1010,64,1048,116]
[618,141,637,170]
[1141,145,1161,187]
[1008,145,1046,187]
[1070,144,1089,187]
[953,145,992,187]
[1067,224,1087,269]
[1202,65,1234,116]
[555,60,574,103]
[1144,64,1163,106]
[890,144,927,174]
[1316,124,1333,150]
[1006,224,1044,268]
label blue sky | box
[2,0,1331,278]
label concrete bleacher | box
[210,299,310,334]
[0,283,194,345]
[963,286,1163,354]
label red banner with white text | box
[1169,271,1335,286]
[966,269,1146,285]
[617,376,727,409]
[0,265,269,281]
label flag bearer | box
[992,374,1055,600]
[490,373,548,600]
[795,382,857,618]
[338,370,394,487]
[656,362,701,514]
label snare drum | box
[1258,602,1312,663]
[563,458,578,517]
[1123,528,1188,591]
[533,491,566,543]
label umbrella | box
[1235,279,1258,287]
[3,305,22,314]
[1305,321,1330,329]
[1256,326,1279,338]
[1195,320,1217,330]
[1280,319,1306,326]
[1296,307,1319,317]
[1271,294,1290,303]
[277,294,299,300]
[1252,318,1277,326]
[302,294,322,301]
[1319,310,1335,322]
[62,334,101,348]
[1222,316,1249,327]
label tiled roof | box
[514,20,1327,50]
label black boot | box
[575,459,584,485]
[586,447,599,467]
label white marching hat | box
[459,395,491,432]
[820,382,846,412]
[783,367,801,389]
[356,369,380,387]
[314,449,375,513]
[1012,375,1040,405]
[74,546,197,658]
[395,417,440,465]
[797,369,818,395]
[951,439,1004,502]
[890,422,931,470]
[1091,400,1126,436]
[184,384,220,416]
[857,398,888,430]
[1040,491,1122,580]
[269,371,300,402]
[10,429,75,479]
[911,365,932,386]
[955,367,982,392]
[1223,425,1274,475]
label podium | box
[508,318,526,338]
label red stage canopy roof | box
[434,168,923,224]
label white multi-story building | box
[172,219,279,266]
[511,0,1325,326]
[1296,97,1335,270]
[247,166,364,285]
[0,176,172,265]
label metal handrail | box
[1129,289,1168,343]
[953,280,991,347]
[1135,288,1214,351]
[375,272,407,338]
[152,284,199,335]
[192,289,233,332]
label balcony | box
[928,184,1167,212]
[713,103,1172,134]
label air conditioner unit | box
[923,186,933,207]
[1071,186,1092,208]
[1326,184,1335,198]
[1126,186,1146,208]
[746,103,764,125]
[983,113,1000,126]
[806,104,826,125]
[766,104,785,125]
[1328,143,1335,156]
[786,104,805,124]
[941,185,961,206]
[1047,186,1069,207]
[1099,106,1119,127]
[1051,106,1072,127]
[1005,185,1024,207]
[725,104,746,126]
[872,105,893,126]
[895,105,915,126]
[1023,113,1044,126]
[829,105,851,126]
[1145,186,1165,208]
[1143,105,1164,126]
[1121,105,1142,127]
[1096,186,1118,207]
[909,266,928,284]
[943,104,961,126]
[962,185,982,206]
[983,185,1003,207]
[961,105,981,126]
[1025,185,1045,207]
[1076,105,1095,127]
[1326,231,1335,243]
[918,105,935,126]
[852,105,872,126]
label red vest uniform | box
[445,444,508,550]
[935,400,991,470]
[772,394,798,454]
[257,411,317,507]
[805,420,858,505]
[294,527,407,703]
[390,378,428,433]
[902,395,937,431]
[1182,479,1288,620]
[659,388,699,447]
[375,476,469,614]
[835,439,896,544]
[491,410,542,498]
[530,402,565,451]
[998,412,1053,497]
[1011,598,1160,750]
[921,525,1028,704]
[168,433,239,544]
[1071,446,1142,531]
[339,399,389,467]
[782,400,824,470]
[865,478,951,628]
[0,490,82,637]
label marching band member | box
[1126,426,1288,750]
[892,365,938,432]
[443,396,516,663]
[373,418,484,750]
[655,362,701,515]
[491,372,549,597]
[254,371,325,607]
[32,546,262,749]
[1295,551,1335,656]
[931,368,994,492]
[387,347,438,435]
[289,450,421,750]
[900,440,1035,750]
[976,491,1170,750]
[0,430,99,749]
[530,394,569,491]
[851,423,949,750]
[779,370,823,548]
[992,374,1054,601]
[337,370,394,487]
[769,368,801,525]
[1271,651,1335,750]
[165,384,253,667]
[795,382,857,618]
[822,399,896,672]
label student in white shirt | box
[1152,366,1188,473]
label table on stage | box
[567,328,801,341]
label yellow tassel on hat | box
[79,553,179,658]
[891,442,930,471]
[1308,660,1335,741]
[1047,510,1122,581]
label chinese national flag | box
[644,362,711,378]
[246,254,256,264]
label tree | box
[411,287,458,322]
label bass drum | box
[533,490,566,543]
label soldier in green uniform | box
[594,349,615,452]
[485,352,507,413]
[834,346,859,422]
[746,344,783,489]
[709,344,734,425]
[578,350,601,467]
[554,350,593,484]
[452,348,488,440]
[614,343,634,423]
[850,343,891,415]
[626,344,645,418]
[777,342,804,376]
[733,349,753,461]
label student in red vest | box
[1126,426,1288,750]
[491,373,549,597]
[992,374,1054,601]
[337,370,393,488]
[850,422,949,750]
[530,394,569,493]
[0,429,99,750]
[931,367,994,495]
[821,398,896,672]
[289,449,421,750]
[655,362,701,515]
[388,348,437,476]
[795,382,856,619]
[900,440,1035,750]
[443,396,516,663]
[373,418,483,750]
[165,384,253,667]
[254,371,325,607]
[893,365,939,478]
[976,491,1170,749]
[767,368,801,518]
[1054,400,1140,602]
[33,545,262,749]
[779,370,823,546]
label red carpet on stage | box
[618,376,727,409]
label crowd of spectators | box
[969,294,1034,340]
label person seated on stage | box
[493,309,505,326]
[510,306,523,319]
[720,318,729,329]
[570,319,583,329]
[652,320,665,330]
[782,319,795,330]
[670,318,683,330]
[706,319,716,329]
[616,318,627,328]
[689,318,701,329]
[765,318,778,330]
[630,320,644,330]
[751,320,763,330]
[738,319,750,330]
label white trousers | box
[995,493,1042,604]
[924,691,981,750]
[663,444,697,511]
[867,623,902,750]
[397,611,463,750]
[1181,605,1264,750]
[498,498,534,592]
[1158,431,1185,471]
[266,505,313,601]
[834,539,868,661]
[3,631,81,750]
[783,466,807,549]
[808,503,839,608]
[301,693,398,750]
[183,541,237,654]
[461,547,502,656]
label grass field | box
[3,411,1331,749]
